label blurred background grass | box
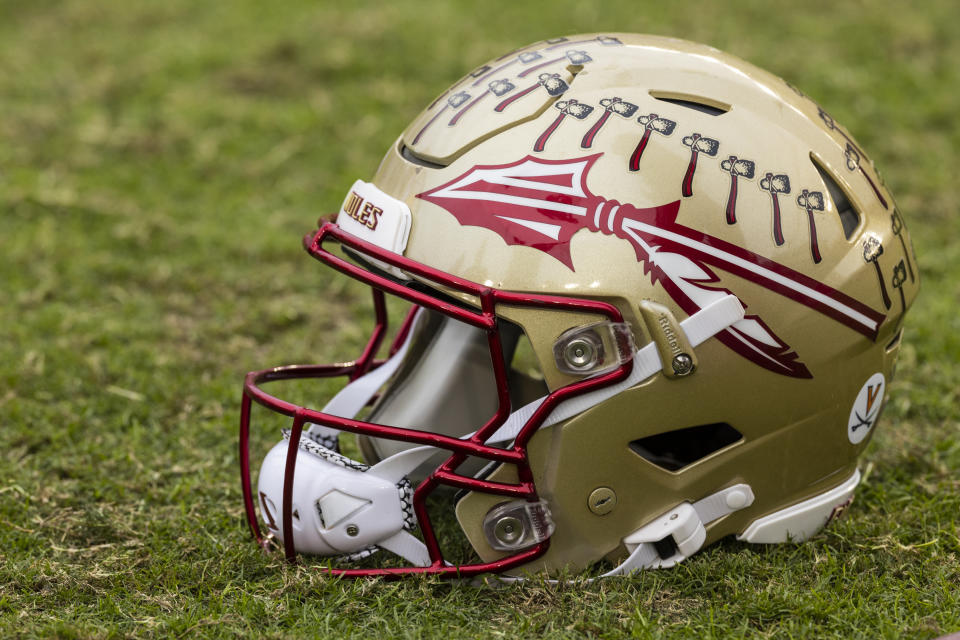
[1,1,958,638]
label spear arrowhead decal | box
[417,155,887,378]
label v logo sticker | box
[866,384,882,413]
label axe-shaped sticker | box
[760,172,791,246]
[518,49,592,78]
[581,97,638,148]
[630,113,677,171]
[862,234,891,309]
[890,209,915,283]
[796,189,826,263]
[412,91,471,145]
[844,142,888,209]
[449,78,515,125]
[892,260,908,312]
[720,155,756,224]
[534,99,594,152]
[681,133,720,197]
[472,50,543,87]
[495,72,568,112]
[545,35,622,50]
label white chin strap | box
[260,295,745,570]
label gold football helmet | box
[240,34,918,578]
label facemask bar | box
[239,221,634,578]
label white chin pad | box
[256,440,433,566]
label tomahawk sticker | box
[518,50,592,78]
[681,133,719,197]
[862,234,891,309]
[495,73,568,112]
[796,189,826,263]
[534,100,594,152]
[631,113,677,171]
[890,209,916,283]
[892,260,908,312]
[449,79,515,125]
[720,155,756,224]
[581,97,638,149]
[418,155,888,378]
[760,172,791,246]
[412,91,471,145]
[848,372,885,444]
[471,51,543,87]
[820,107,888,209]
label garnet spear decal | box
[534,100,594,152]
[796,189,826,263]
[449,79,515,126]
[581,97,638,149]
[890,209,915,283]
[862,233,891,309]
[495,73,568,112]
[760,172,791,246]
[631,114,677,171]
[681,134,720,197]
[518,49,592,78]
[412,91,471,145]
[720,155,756,224]
[417,155,887,377]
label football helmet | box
[239,34,918,578]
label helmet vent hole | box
[885,327,903,352]
[811,153,860,239]
[650,91,729,116]
[629,423,743,472]
[400,142,448,168]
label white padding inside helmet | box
[361,311,505,467]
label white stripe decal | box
[495,215,562,240]
[429,187,588,216]
[620,219,878,331]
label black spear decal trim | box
[581,97,638,148]
[720,155,756,224]
[495,73,568,112]
[630,114,676,171]
[862,234,891,310]
[760,172,791,246]
[534,100,594,152]
[890,209,915,283]
[797,189,826,263]
[892,260,907,313]
[448,79,515,126]
[412,91,471,145]
[681,133,720,197]
[844,143,888,209]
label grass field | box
[2,0,958,637]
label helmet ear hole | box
[811,152,860,239]
[629,423,743,472]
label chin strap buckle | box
[602,483,754,577]
[623,502,705,569]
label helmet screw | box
[493,516,524,546]
[671,353,694,376]
[588,487,617,516]
[564,337,598,370]
[345,524,359,537]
